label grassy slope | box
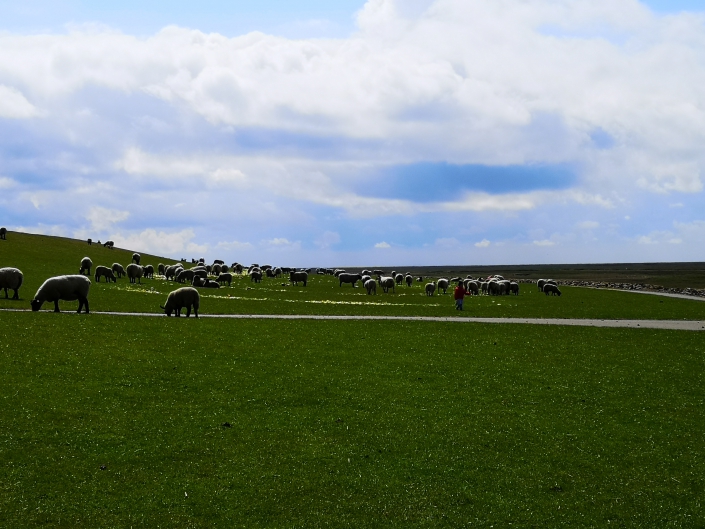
[1,232,704,321]
[0,313,703,527]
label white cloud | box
[0,177,17,189]
[533,239,556,247]
[216,240,253,251]
[375,241,391,248]
[577,221,600,230]
[261,238,301,250]
[85,206,130,232]
[475,239,491,248]
[110,228,207,256]
[0,85,42,119]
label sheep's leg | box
[12,288,19,300]
[3,287,7,299]
[53,300,60,312]
[186,306,191,317]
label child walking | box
[454,281,469,310]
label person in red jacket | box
[454,281,470,310]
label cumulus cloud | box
[110,228,207,255]
[533,239,556,247]
[85,206,130,232]
[475,239,491,248]
[0,85,42,119]
[375,241,391,248]
[216,240,253,251]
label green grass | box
[0,312,703,527]
[1,231,704,320]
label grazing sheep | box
[339,273,362,287]
[378,276,395,293]
[487,280,500,296]
[395,273,404,286]
[333,269,346,277]
[250,270,263,283]
[232,263,243,274]
[79,257,93,276]
[132,253,140,265]
[361,274,371,284]
[544,284,562,296]
[94,265,116,283]
[193,277,220,288]
[272,267,282,277]
[364,278,377,295]
[221,264,230,273]
[373,269,384,276]
[213,259,225,265]
[290,271,308,286]
[30,275,90,313]
[361,269,371,276]
[537,279,548,291]
[161,287,199,317]
[143,264,154,279]
[176,269,196,284]
[126,263,143,284]
[111,263,126,279]
[0,267,23,299]
[481,281,489,295]
[87,238,92,245]
[416,276,424,283]
[425,282,436,296]
[437,278,449,294]
[405,274,413,287]
[165,264,183,280]
[156,263,165,276]
[212,264,222,276]
[509,282,520,295]
[0,227,7,239]
[104,240,114,249]
[465,280,480,296]
[216,273,233,286]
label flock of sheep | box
[0,230,563,316]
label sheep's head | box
[30,299,42,312]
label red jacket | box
[454,286,468,300]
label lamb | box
[378,276,395,293]
[405,274,413,287]
[364,278,377,295]
[0,267,23,299]
[79,257,93,276]
[290,271,308,286]
[0,227,7,239]
[111,263,126,278]
[437,278,449,294]
[132,253,140,265]
[30,275,90,313]
[143,264,154,279]
[126,263,143,284]
[425,282,436,296]
[161,287,199,317]
[339,273,362,287]
[544,284,562,296]
[158,263,165,276]
[94,265,116,283]
[216,273,233,286]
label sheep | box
[425,282,436,296]
[405,274,413,287]
[232,263,243,274]
[221,264,230,273]
[155,263,164,276]
[509,281,520,295]
[126,263,143,284]
[333,269,346,277]
[465,280,480,296]
[87,238,92,245]
[0,227,7,239]
[112,263,126,279]
[104,240,114,249]
[0,267,23,299]
[290,271,308,286]
[161,287,199,317]
[364,278,377,295]
[487,280,501,296]
[212,264,222,276]
[193,277,220,288]
[30,275,91,313]
[213,259,225,265]
[378,276,395,293]
[165,264,183,280]
[132,253,141,265]
[361,269,371,276]
[216,273,233,286]
[395,273,404,286]
[143,264,154,279]
[537,279,548,291]
[361,274,371,284]
[416,276,424,283]
[250,270,263,283]
[272,267,282,277]
[79,257,93,276]
[94,265,116,283]
[373,269,384,276]
[176,269,196,284]
[544,284,562,296]
[437,278,449,294]
[339,273,362,287]
[481,281,489,295]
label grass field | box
[1,232,704,527]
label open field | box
[1,232,704,321]
[1,232,704,526]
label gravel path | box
[3,309,702,330]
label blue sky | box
[1,0,704,266]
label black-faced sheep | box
[161,287,199,317]
[212,264,222,276]
[0,227,7,240]
[111,263,126,279]
[364,278,376,295]
[126,263,143,284]
[425,282,436,296]
[79,257,93,276]
[30,275,90,313]
[339,273,362,287]
[544,284,561,296]
[132,253,140,265]
[290,271,308,286]
[0,267,23,299]
[94,265,116,283]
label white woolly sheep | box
[143,264,154,279]
[405,274,413,287]
[395,273,404,286]
[250,270,263,283]
[161,287,199,317]
[0,227,7,239]
[79,257,93,276]
[509,281,519,295]
[544,284,561,296]
[111,263,126,278]
[126,263,143,284]
[193,277,220,288]
[158,263,165,276]
[31,275,90,313]
[290,271,308,286]
[176,269,196,284]
[94,265,116,283]
[165,264,182,280]
[339,273,362,287]
[378,276,395,293]
[221,264,230,273]
[212,264,222,276]
[425,282,436,296]
[437,278,449,294]
[132,253,141,265]
[216,273,233,286]
[361,274,371,284]
[364,278,377,295]
[0,267,23,299]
